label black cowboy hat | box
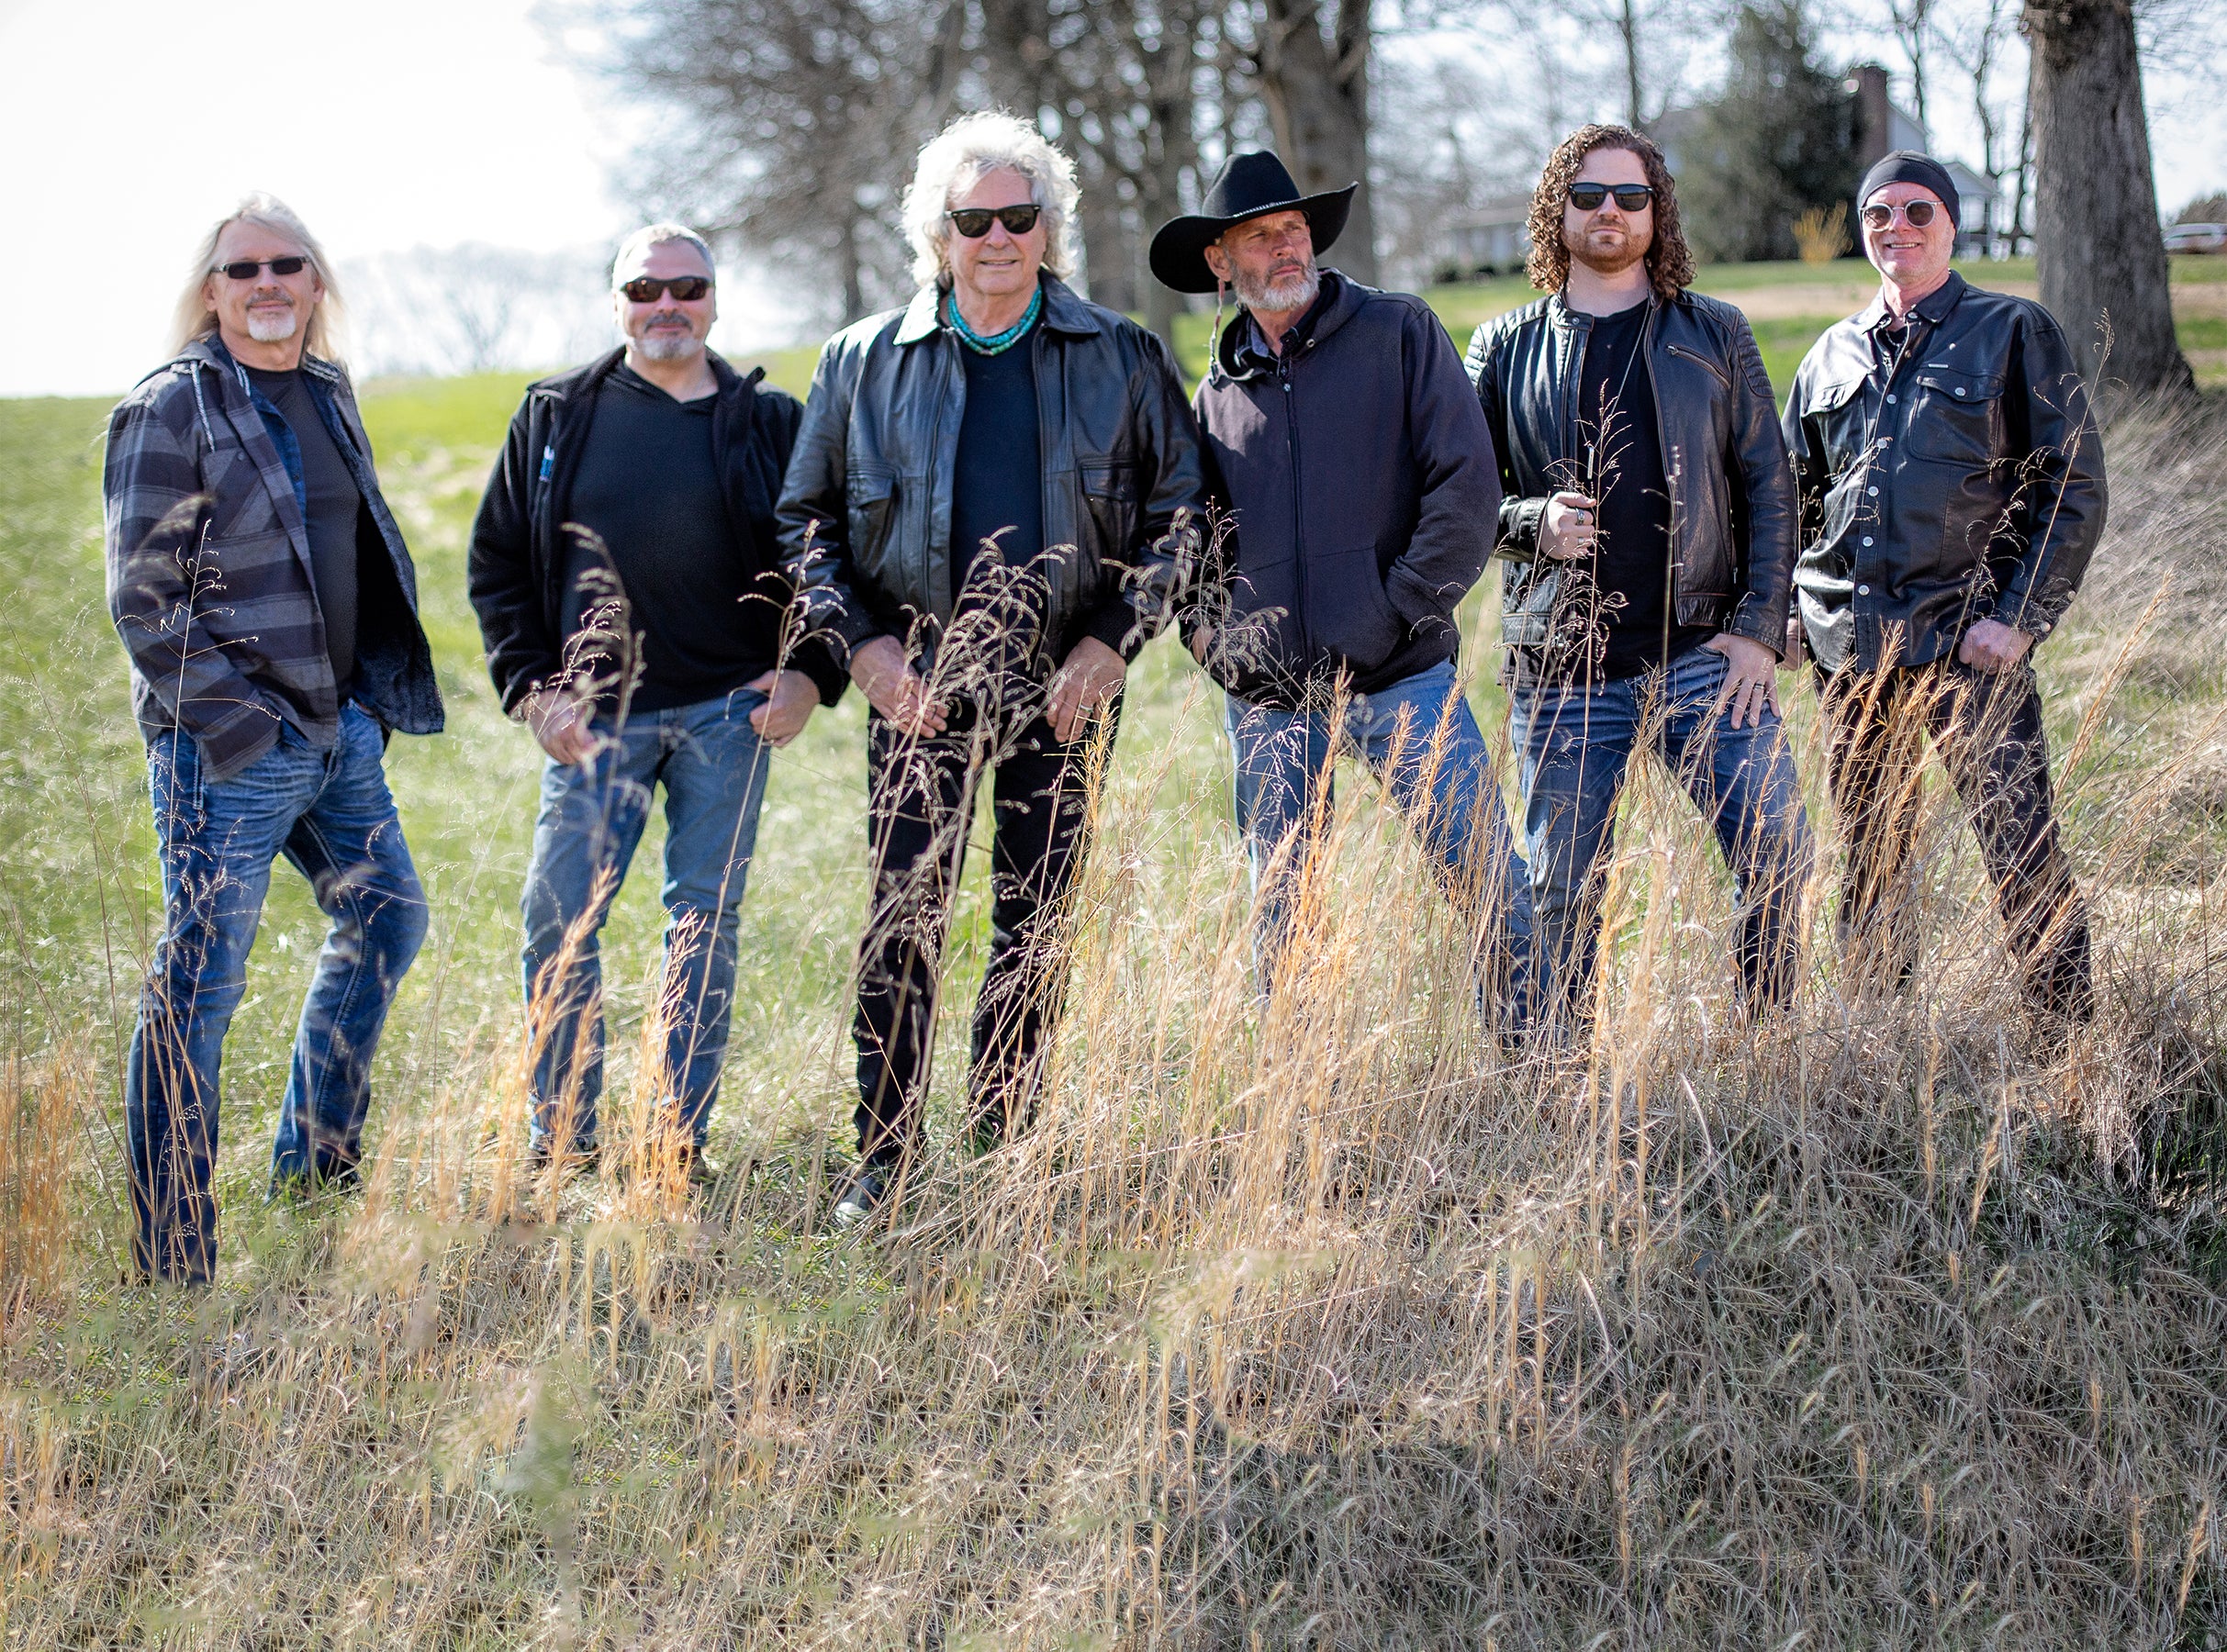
[1148,151,1357,295]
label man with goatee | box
[1150,151,1534,1029]
[1466,126,1811,1034]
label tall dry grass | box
[3,396,2225,1647]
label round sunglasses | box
[215,257,308,281]
[1568,183,1654,213]
[619,275,713,303]
[946,205,1042,239]
[1861,199,1940,229]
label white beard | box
[1234,260,1320,315]
[634,329,705,362]
[245,307,299,343]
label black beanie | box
[1857,151,1960,228]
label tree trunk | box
[2024,0,2191,397]
[1255,0,1378,285]
[1619,0,1642,128]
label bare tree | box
[1939,0,2020,252]
[2024,0,2192,396]
[1239,0,1382,284]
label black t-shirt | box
[1516,301,1714,686]
[563,363,766,714]
[949,323,1043,599]
[246,365,362,693]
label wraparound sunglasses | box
[620,275,713,302]
[215,257,308,280]
[947,205,1042,238]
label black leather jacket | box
[1782,272,2107,674]
[778,275,1207,671]
[1465,289,1797,657]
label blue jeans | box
[1512,644,1813,1030]
[128,703,428,1281]
[1225,660,1534,1026]
[520,689,773,1152]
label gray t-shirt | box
[247,366,361,693]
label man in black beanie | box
[1782,151,2107,1029]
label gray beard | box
[634,330,705,362]
[1235,261,1320,315]
[245,307,299,343]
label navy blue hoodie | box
[1188,270,1504,709]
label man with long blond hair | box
[1467,125,1810,1033]
[104,196,442,1281]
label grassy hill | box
[3,279,2226,1644]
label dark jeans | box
[1512,644,1814,1030]
[1819,657,2092,1019]
[1224,659,1534,1026]
[520,688,773,1153]
[128,704,427,1282]
[854,694,1112,1167]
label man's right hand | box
[849,634,948,735]
[521,687,601,766]
[1539,491,1600,561]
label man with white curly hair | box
[780,111,1209,1223]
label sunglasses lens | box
[1613,187,1651,211]
[1002,206,1040,234]
[269,256,306,275]
[950,210,994,238]
[1569,184,1607,209]
[1905,201,1935,226]
[669,277,711,300]
[1862,206,1891,229]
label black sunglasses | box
[1568,183,1655,213]
[216,256,308,280]
[620,275,713,303]
[1861,199,1939,229]
[946,204,1042,239]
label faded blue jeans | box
[520,688,773,1153]
[1225,660,1535,1029]
[128,703,428,1282]
[1511,643,1813,1031]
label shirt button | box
[1866,486,1878,496]
[1862,536,1874,546]
[1857,584,1870,596]
[1886,394,1897,404]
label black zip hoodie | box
[1188,270,1505,709]
[468,347,845,714]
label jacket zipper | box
[1280,346,1309,661]
[1666,341,1731,391]
[1643,306,1684,637]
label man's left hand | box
[1702,632,1783,731]
[1047,636,1126,744]
[1957,618,2033,675]
[746,669,819,746]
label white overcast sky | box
[1,0,2221,398]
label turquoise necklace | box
[946,285,1041,355]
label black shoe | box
[674,1143,722,1189]
[833,1163,893,1228]
[527,1139,601,1179]
[267,1155,363,1203]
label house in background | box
[1438,193,1536,282]
[1846,62,2001,257]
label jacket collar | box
[1210,268,1365,384]
[1545,288,1666,331]
[896,273,1102,346]
[1854,268,1967,334]
[534,345,759,405]
[173,333,343,395]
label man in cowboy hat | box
[1151,151,1532,1024]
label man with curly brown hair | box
[1466,126,1812,1033]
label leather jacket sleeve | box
[776,335,879,663]
[1464,320,1546,564]
[1721,314,1799,654]
[1080,328,1210,660]
[1388,306,1503,640]
[466,394,561,715]
[1996,311,2106,639]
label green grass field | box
[4,265,2227,1645]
